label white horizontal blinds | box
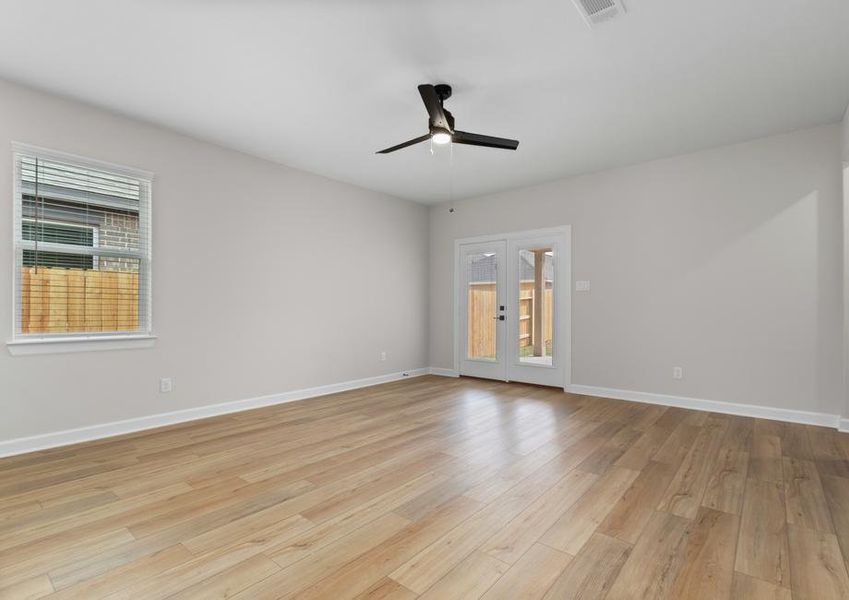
[14,151,152,338]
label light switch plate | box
[575,280,591,292]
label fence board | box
[27,268,48,333]
[468,283,498,359]
[468,281,553,359]
[21,268,31,334]
[67,269,86,332]
[100,272,119,331]
[85,270,103,332]
[117,272,135,331]
[19,267,138,334]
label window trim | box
[7,334,157,355]
[8,143,154,353]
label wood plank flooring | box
[2,375,849,599]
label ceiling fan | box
[377,84,519,154]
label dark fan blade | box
[418,85,451,131]
[376,134,431,154]
[452,130,519,150]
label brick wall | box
[99,212,140,272]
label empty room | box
[1,1,849,599]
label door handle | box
[493,315,505,321]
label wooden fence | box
[468,281,552,359]
[20,266,139,334]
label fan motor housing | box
[434,84,452,101]
[375,83,518,154]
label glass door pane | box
[518,247,553,366]
[465,251,498,361]
[459,240,507,381]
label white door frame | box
[453,226,572,389]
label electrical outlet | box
[672,367,683,380]
[380,351,387,362]
[159,377,173,393]
[575,280,591,292]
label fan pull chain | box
[448,138,455,210]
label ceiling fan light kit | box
[377,84,519,154]
[431,129,452,145]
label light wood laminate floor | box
[2,375,849,599]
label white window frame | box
[7,143,156,355]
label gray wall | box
[429,124,844,415]
[843,105,849,421]
[0,79,429,441]
[843,105,849,164]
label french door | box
[457,228,571,387]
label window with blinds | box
[12,146,152,339]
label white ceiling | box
[1,0,848,203]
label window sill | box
[6,334,157,356]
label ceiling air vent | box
[572,0,626,27]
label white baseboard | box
[0,368,430,458]
[429,367,460,377]
[565,384,841,429]
[4,371,842,458]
